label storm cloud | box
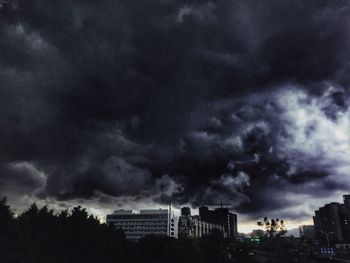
[1,0,350,223]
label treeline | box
[0,198,126,263]
[0,198,257,263]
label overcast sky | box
[1,0,350,232]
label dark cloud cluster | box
[1,0,350,221]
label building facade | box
[199,206,238,238]
[107,209,176,240]
[299,225,315,239]
[178,207,225,239]
[313,195,350,243]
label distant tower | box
[181,207,191,216]
[199,205,209,217]
[343,195,350,209]
[0,0,10,10]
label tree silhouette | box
[257,217,287,238]
[0,199,129,263]
[0,197,18,263]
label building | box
[0,1,10,10]
[299,225,315,239]
[178,207,225,239]
[313,195,350,244]
[199,205,238,238]
[107,209,176,240]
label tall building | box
[299,225,315,239]
[107,209,176,240]
[313,195,350,243]
[344,195,350,209]
[0,0,10,10]
[178,207,225,239]
[199,205,238,238]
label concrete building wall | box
[178,207,226,239]
[107,209,175,240]
[314,195,350,243]
[199,206,238,239]
[299,225,315,239]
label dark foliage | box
[0,199,126,263]
[257,217,287,238]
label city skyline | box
[1,0,350,236]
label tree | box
[257,217,287,238]
[0,197,13,221]
[0,197,19,263]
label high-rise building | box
[181,207,191,216]
[313,195,350,243]
[343,195,350,210]
[299,225,315,239]
[178,207,225,239]
[107,209,176,240]
[199,205,238,238]
[0,1,10,10]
